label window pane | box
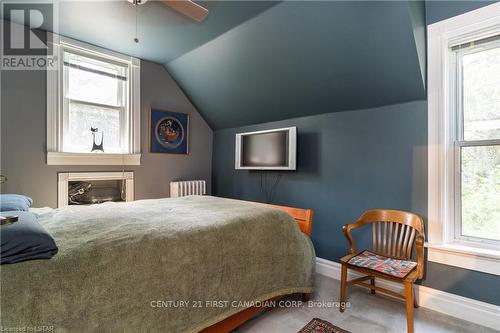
[64,51,127,107]
[462,45,500,141]
[461,145,500,241]
[64,102,122,153]
[67,67,124,107]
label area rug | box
[298,318,350,333]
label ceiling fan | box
[128,0,209,22]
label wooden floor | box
[236,274,496,333]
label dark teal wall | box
[425,0,498,25]
[213,102,428,260]
[212,101,500,305]
[167,1,426,129]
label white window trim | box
[427,2,500,275]
[46,33,141,165]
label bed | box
[0,196,315,333]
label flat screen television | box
[235,127,297,170]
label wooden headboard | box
[255,202,314,237]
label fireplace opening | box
[58,172,134,208]
[68,180,126,205]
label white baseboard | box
[316,257,500,331]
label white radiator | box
[170,180,207,198]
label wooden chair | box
[339,209,425,333]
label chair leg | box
[370,276,376,294]
[404,282,414,333]
[339,263,347,312]
[413,285,419,308]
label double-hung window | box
[454,40,500,246]
[427,3,500,275]
[47,34,141,165]
[63,50,128,153]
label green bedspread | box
[0,196,315,333]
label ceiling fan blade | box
[160,1,209,22]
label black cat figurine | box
[91,127,104,152]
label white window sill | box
[47,152,141,166]
[426,242,500,276]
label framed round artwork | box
[149,109,189,154]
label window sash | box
[453,143,500,247]
[63,101,125,153]
[453,41,500,247]
[63,48,128,108]
[455,39,500,143]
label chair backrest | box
[359,209,424,260]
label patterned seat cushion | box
[347,250,417,278]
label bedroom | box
[0,0,499,332]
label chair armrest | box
[342,223,360,255]
[416,234,425,279]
